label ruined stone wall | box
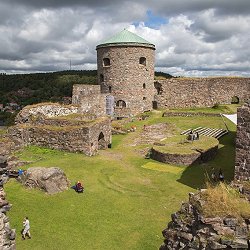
[160,191,250,249]
[235,102,250,181]
[8,117,111,156]
[72,85,106,117]
[155,78,250,108]
[97,45,155,117]
[15,103,79,124]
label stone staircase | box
[181,127,228,139]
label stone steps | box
[181,127,228,139]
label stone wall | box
[235,102,250,181]
[97,45,155,117]
[15,103,79,124]
[155,78,250,109]
[160,191,250,249]
[0,188,16,250]
[8,117,111,156]
[0,141,16,250]
[72,85,106,117]
[151,145,218,166]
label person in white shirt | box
[22,217,31,240]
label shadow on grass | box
[177,131,236,189]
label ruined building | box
[8,103,111,156]
[72,29,250,118]
[9,29,250,156]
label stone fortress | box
[73,29,249,118]
[8,29,250,170]
[1,29,250,250]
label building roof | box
[96,29,155,49]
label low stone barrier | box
[151,145,218,166]
[162,111,221,117]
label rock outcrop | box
[160,191,250,250]
[21,167,70,194]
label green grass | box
[153,135,219,154]
[5,107,237,249]
[168,104,241,114]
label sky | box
[0,0,250,76]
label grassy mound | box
[153,135,219,155]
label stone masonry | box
[97,45,155,117]
[155,77,250,108]
[235,102,250,181]
[15,103,79,124]
[160,191,250,249]
[9,103,112,156]
[9,116,111,156]
[72,84,106,117]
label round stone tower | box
[96,29,155,118]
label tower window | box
[103,58,110,66]
[143,83,146,89]
[116,100,126,108]
[108,86,112,93]
[139,57,146,66]
[143,97,146,100]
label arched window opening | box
[143,83,146,89]
[116,100,126,108]
[143,97,146,100]
[103,58,110,66]
[100,74,104,82]
[108,86,112,93]
[98,132,106,150]
[231,96,239,104]
[139,57,146,66]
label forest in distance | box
[0,70,173,125]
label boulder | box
[22,167,70,194]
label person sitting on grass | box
[72,181,84,193]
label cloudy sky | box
[0,0,250,76]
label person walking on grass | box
[22,217,31,240]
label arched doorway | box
[231,96,239,104]
[98,132,106,149]
[116,100,126,108]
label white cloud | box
[0,0,249,76]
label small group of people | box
[71,181,84,193]
[211,168,224,182]
[187,130,199,141]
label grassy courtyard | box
[5,109,237,249]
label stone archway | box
[231,96,239,104]
[98,132,106,149]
